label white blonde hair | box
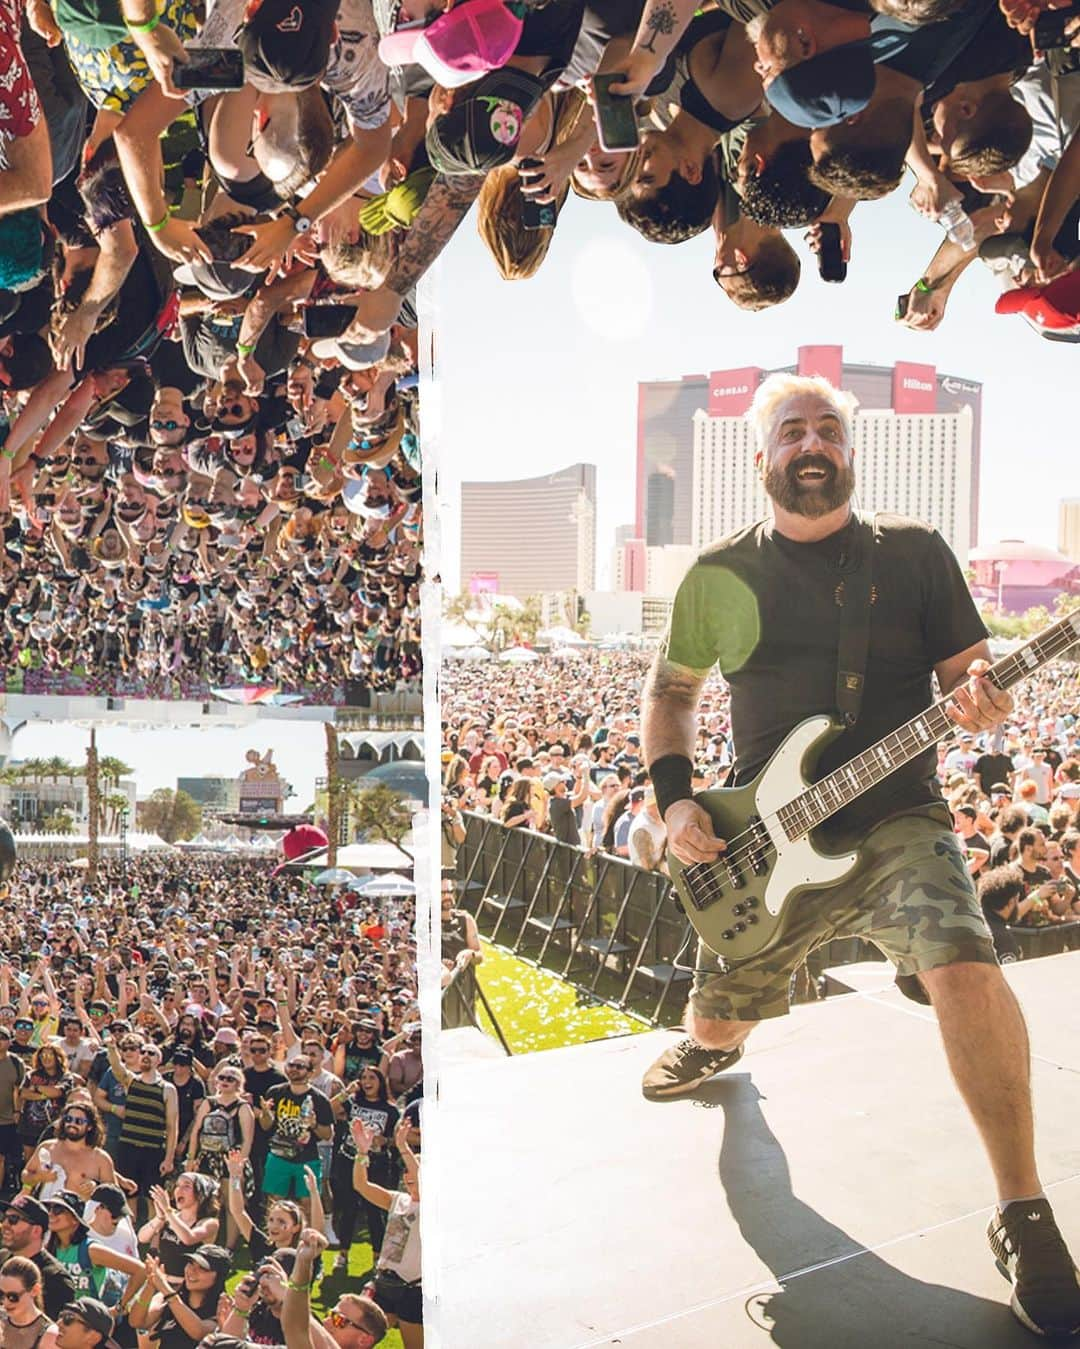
[745,372,859,451]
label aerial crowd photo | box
[4,0,1080,1339]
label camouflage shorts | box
[690,809,998,1023]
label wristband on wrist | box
[236,342,256,356]
[125,6,161,31]
[286,1280,310,1292]
[144,208,172,233]
[915,277,933,293]
[233,1310,250,1320]
[648,753,694,819]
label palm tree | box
[325,722,340,868]
[43,756,78,783]
[103,793,130,835]
[96,758,133,835]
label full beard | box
[765,455,855,518]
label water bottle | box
[937,200,976,251]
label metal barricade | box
[455,813,695,1026]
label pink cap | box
[378,0,523,89]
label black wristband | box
[648,754,694,819]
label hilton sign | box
[892,361,937,414]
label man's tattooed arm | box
[641,655,708,765]
[385,172,486,298]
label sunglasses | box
[151,419,183,432]
[0,1214,25,1225]
[57,1313,87,1327]
[62,1115,90,1125]
[328,1310,367,1331]
[0,1290,25,1303]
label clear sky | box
[6,722,326,805]
[435,182,1075,592]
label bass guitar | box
[668,611,1080,962]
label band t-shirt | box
[663,512,988,841]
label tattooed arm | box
[607,0,702,95]
[642,654,708,765]
[642,655,725,865]
[341,172,486,342]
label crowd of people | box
[0,0,425,693]
[0,852,422,1348]
[232,0,1080,342]
[441,646,1080,946]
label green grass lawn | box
[474,940,649,1053]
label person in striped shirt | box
[104,1041,177,1228]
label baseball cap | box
[426,67,545,174]
[90,1184,128,1220]
[990,782,1011,795]
[62,1298,118,1346]
[186,1244,233,1275]
[541,771,564,789]
[765,43,875,129]
[213,1027,240,1045]
[174,256,257,303]
[309,332,391,371]
[171,1047,194,1065]
[379,0,525,89]
[1,1194,50,1228]
[995,270,1080,334]
[236,0,336,89]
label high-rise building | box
[635,345,982,557]
[1060,499,1080,563]
[460,463,597,601]
[691,403,975,557]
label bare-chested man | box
[22,1103,116,1202]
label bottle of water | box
[938,200,976,251]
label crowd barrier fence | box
[453,813,1080,1028]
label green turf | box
[474,941,649,1054]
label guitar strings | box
[676,620,1080,909]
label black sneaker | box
[641,1038,744,1100]
[988,1198,1080,1336]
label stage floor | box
[438,951,1080,1348]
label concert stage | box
[439,951,1080,1347]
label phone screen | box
[592,74,640,154]
[174,47,246,91]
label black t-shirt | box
[974,752,1014,796]
[548,795,579,846]
[665,512,987,840]
[869,0,1001,92]
[1019,864,1052,892]
[262,1085,333,1164]
[82,246,169,374]
[0,1249,79,1320]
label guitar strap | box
[834,512,878,728]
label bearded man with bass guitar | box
[640,371,1080,1338]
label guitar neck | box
[778,611,1080,842]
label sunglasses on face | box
[0,1215,26,1225]
[0,1289,26,1303]
[151,419,183,432]
[328,1310,366,1331]
[58,1313,87,1327]
[62,1114,90,1125]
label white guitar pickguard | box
[754,716,859,918]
